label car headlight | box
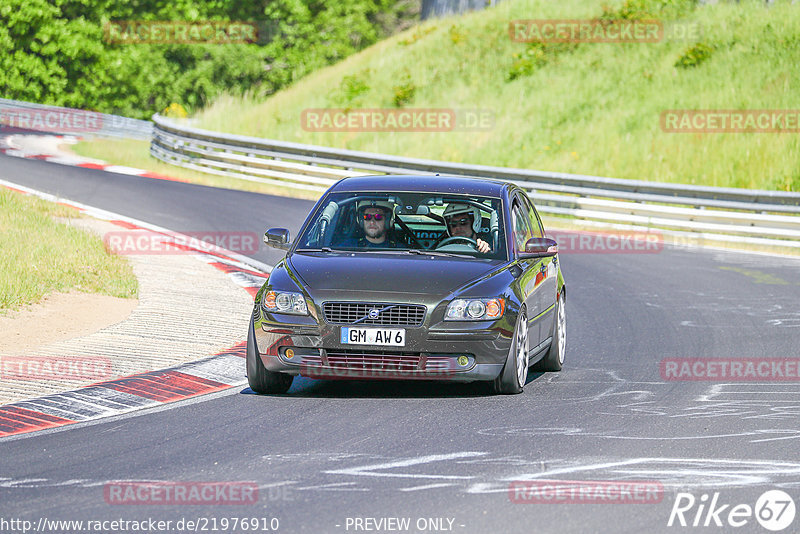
[445,298,504,321]
[262,290,308,315]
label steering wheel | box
[435,236,479,250]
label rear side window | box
[520,193,544,238]
[511,200,533,253]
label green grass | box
[70,138,323,200]
[186,0,800,192]
[0,189,138,312]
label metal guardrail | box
[0,98,152,140]
[151,114,800,249]
[6,97,792,249]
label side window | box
[520,193,544,238]
[331,204,356,246]
[511,200,533,253]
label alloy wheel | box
[515,320,529,387]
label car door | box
[521,193,557,343]
[510,195,543,349]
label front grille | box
[424,356,453,371]
[301,353,324,366]
[298,350,463,378]
[324,350,421,371]
[322,302,426,326]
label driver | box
[352,200,401,248]
[442,203,491,253]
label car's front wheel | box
[491,308,528,394]
[533,291,566,372]
[246,321,294,394]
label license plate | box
[341,327,405,346]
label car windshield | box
[295,192,508,260]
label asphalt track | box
[2,152,800,533]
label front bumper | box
[252,315,511,383]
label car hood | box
[287,251,504,297]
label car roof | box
[331,175,510,196]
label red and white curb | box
[0,134,188,183]
[0,178,274,438]
[0,344,247,438]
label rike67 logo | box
[668,490,796,531]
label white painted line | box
[325,452,487,479]
[293,482,369,492]
[257,481,297,489]
[103,165,148,175]
[44,156,85,166]
[399,483,457,492]
[698,383,800,403]
[0,478,48,488]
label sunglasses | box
[447,217,471,228]
[362,213,386,221]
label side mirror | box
[521,237,558,258]
[264,228,291,250]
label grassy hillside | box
[193,0,800,191]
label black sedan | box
[247,175,566,394]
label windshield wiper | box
[297,247,348,253]
[406,248,463,258]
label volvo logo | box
[368,308,380,319]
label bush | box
[507,41,577,82]
[392,71,416,107]
[675,42,714,68]
[0,0,418,119]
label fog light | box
[285,348,295,359]
[457,356,469,367]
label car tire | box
[246,320,294,394]
[491,308,528,395]
[534,291,566,372]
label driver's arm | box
[476,238,490,254]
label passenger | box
[442,203,490,253]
